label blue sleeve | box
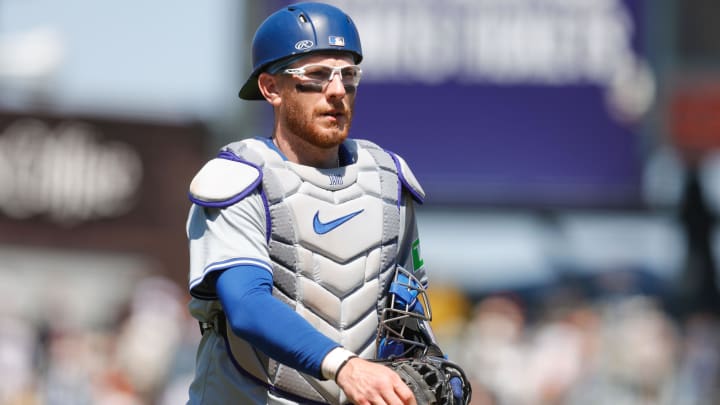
[216,265,340,379]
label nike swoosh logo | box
[313,209,364,235]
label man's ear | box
[258,73,282,106]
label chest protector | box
[200,138,421,404]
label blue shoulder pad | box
[388,152,425,204]
[188,152,262,208]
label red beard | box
[282,97,354,149]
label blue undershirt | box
[216,265,340,379]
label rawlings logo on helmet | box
[294,40,314,50]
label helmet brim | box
[238,72,264,100]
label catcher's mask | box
[377,266,434,359]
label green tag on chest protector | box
[411,239,424,272]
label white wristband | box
[321,347,357,381]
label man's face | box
[275,54,358,149]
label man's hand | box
[336,357,417,405]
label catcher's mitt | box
[381,356,472,405]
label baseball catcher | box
[185,2,471,404]
[376,266,472,405]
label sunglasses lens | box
[339,66,361,86]
[299,65,331,82]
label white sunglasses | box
[282,64,363,88]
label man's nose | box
[325,73,347,97]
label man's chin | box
[310,129,349,149]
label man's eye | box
[304,68,329,80]
[341,68,358,78]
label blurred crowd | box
[0,268,717,405]
[0,276,200,405]
[440,275,720,405]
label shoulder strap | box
[387,151,425,204]
[355,139,425,204]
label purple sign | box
[352,84,644,206]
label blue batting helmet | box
[238,2,363,100]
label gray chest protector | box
[220,138,413,404]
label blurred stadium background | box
[1,0,719,404]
